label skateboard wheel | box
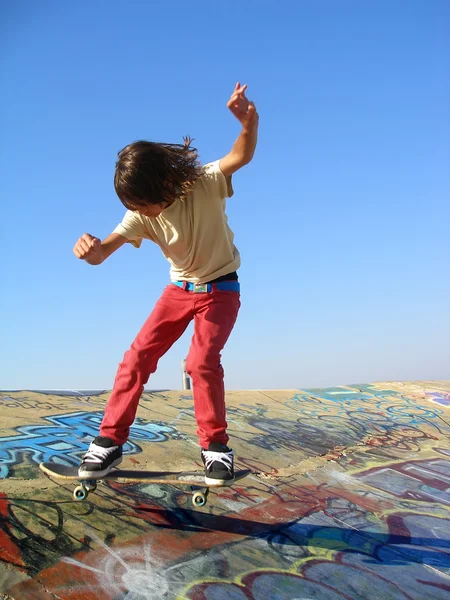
[73,485,88,501]
[192,492,207,507]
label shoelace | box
[202,450,233,473]
[82,443,117,464]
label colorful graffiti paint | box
[0,411,183,478]
[0,382,449,599]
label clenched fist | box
[73,233,103,264]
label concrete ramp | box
[1,382,449,599]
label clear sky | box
[1,0,449,391]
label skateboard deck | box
[39,462,251,507]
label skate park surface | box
[0,381,449,600]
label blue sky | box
[1,0,449,390]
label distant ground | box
[1,381,449,599]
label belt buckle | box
[193,283,208,293]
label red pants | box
[100,284,240,448]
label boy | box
[73,83,258,485]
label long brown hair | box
[114,136,201,209]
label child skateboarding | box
[72,83,258,485]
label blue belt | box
[173,280,240,293]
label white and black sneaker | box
[78,436,123,478]
[201,442,235,486]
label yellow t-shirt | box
[113,161,241,283]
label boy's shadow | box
[139,504,450,569]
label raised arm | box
[73,232,127,265]
[219,83,259,177]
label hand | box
[73,233,103,262]
[227,82,258,131]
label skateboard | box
[39,462,251,507]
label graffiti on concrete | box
[0,383,449,599]
[0,410,182,478]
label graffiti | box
[426,391,450,407]
[247,416,365,454]
[356,457,450,504]
[186,571,349,600]
[140,391,171,402]
[0,487,191,578]
[0,493,78,576]
[1,383,449,599]
[61,534,175,599]
[0,411,182,478]
[0,391,107,410]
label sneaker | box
[201,442,235,486]
[78,436,123,478]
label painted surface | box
[0,381,449,599]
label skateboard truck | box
[73,480,209,506]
